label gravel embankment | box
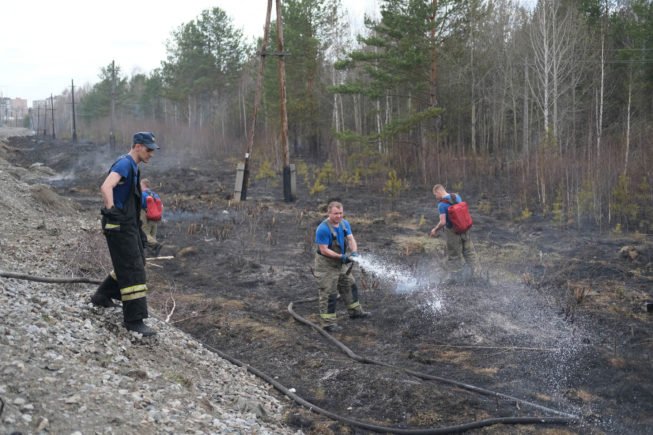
[0,131,299,434]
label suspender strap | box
[324,219,348,253]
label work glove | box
[101,206,119,218]
[350,252,360,261]
[341,253,351,264]
[101,206,128,223]
[101,206,124,233]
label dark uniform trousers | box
[97,170,149,322]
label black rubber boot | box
[323,324,343,332]
[91,275,120,308]
[347,284,370,319]
[123,298,149,323]
[350,310,371,319]
[91,292,118,308]
[124,320,156,336]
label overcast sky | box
[0,0,380,106]
[1,0,533,106]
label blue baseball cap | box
[133,131,159,150]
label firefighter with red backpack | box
[140,178,163,257]
[429,184,477,284]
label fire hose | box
[1,271,580,433]
[287,297,580,432]
[0,270,102,285]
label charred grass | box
[7,136,653,434]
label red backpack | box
[442,193,473,234]
[145,193,163,221]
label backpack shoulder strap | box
[440,194,457,205]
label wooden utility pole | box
[50,94,56,139]
[276,0,294,202]
[71,79,78,144]
[110,60,116,151]
[240,0,274,201]
[42,101,48,136]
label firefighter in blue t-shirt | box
[429,184,477,284]
[314,201,370,332]
[91,132,159,336]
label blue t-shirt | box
[315,219,352,252]
[437,193,462,228]
[110,154,138,210]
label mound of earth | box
[0,128,297,434]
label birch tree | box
[530,0,585,147]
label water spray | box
[350,253,446,315]
[351,253,425,294]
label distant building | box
[32,99,47,110]
[0,97,9,126]
[0,97,28,126]
[12,98,28,113]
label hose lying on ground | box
[287,297,580,431]
[0,271,580,433]
[0,271,102,285]
[213,343,574,434]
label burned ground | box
[4,135,652,434]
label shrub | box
[383,170,405,200]
[309,178,326,196]
[552,188,564,226]
[309,162,336,196]
[254,159,276,182]
[612,174,639,230]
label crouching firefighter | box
[314,200,370,333]
[91,132,159,336]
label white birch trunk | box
[596,30,605,160]
[624,72,632,177]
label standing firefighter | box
[91,132,159,336]
[314,201,370,332]
[429,184,477,284]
